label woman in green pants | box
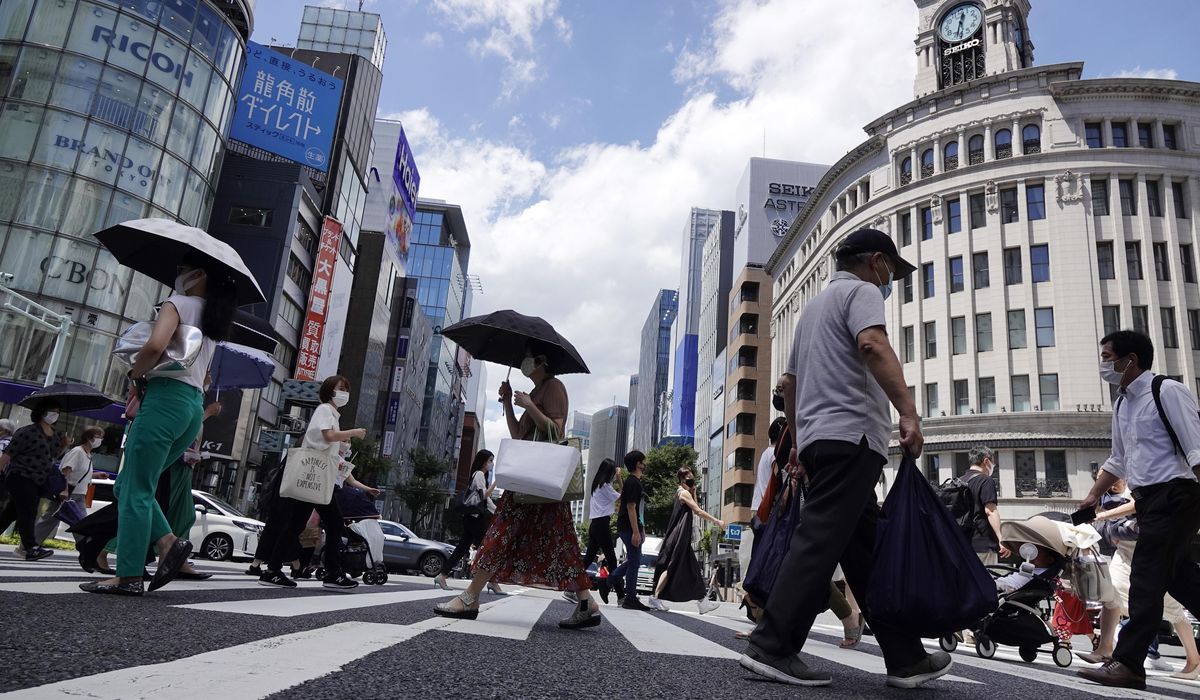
[81,256,237,596]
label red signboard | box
[295,216,342,380]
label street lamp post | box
[0,272,74,387]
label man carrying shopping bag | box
[739,228,952,689]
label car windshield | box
[640,554,658,567]
[381,521,416,538]
[198,492,246,517]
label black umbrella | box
[230,309,279,354]
[19,382,115,413]
[441,309,590,375]
[1035,511,1072,523]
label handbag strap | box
[532,419,562,444]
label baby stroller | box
[314,487,389,585]
[939,516,1074,667]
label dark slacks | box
[748,438,925,671]
[263,494,345,576]
[584,515,624,595]
[0,473,41,550]
[444,513,489,575]
[1113,478,1200,673]
[612,528,642,598]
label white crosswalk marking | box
[436,594,553,641]
[176,586,459,616]
[599,605,740,659]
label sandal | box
[433,591,480,620]
[840,612,865,648]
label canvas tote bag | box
[279,447,338,505]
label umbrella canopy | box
[94,218,265,305]
[18,382,115,413]
[230,309,279,354]
[441,309,590,375]
[209,342,275,391]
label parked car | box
[378,519,455,577]
[88,478,264,560]
[635,536,663,594]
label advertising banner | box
[229,41,344,172]
[295,216,342,380]
[385,126,421,272]
[199,389,243,459]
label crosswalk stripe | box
[435,594,552,641]
[176,586,459,617]
[1,621,424,700]
[598,605,739,659]
[0,579,334,595]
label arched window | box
[1022,124,1041,154]
[944,141,959,171]
[968,134,985,165]
[920,148,934,178]
[900,157,912,185]
[995,129,1013,159]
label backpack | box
[1114,374,1200,456]
[936,474,980,538]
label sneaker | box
[885,651,953,689]
[1146,655,1174,673]
[258,571,297,588]
[698,598,720,615]
[558,600,601,630]
[25,547,53,562]
[621,597,652,612]
[740,643,833,687]
[648,596,669,611]
[323,574,359,592]
[293,567,314,580]
[245,564,262,576]
[562,590,579,604]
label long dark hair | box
[591,457,617,494]
[471,449,494,475]
[183,252,237,341]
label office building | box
[586,404,628,520]
[634,289,677,450]
[694,210,735,513]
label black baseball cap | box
[833,228,917,278]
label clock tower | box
[912,0,1033,98]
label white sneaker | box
[698,598,720,615]
[648,596,670,611]
[1147,656,1174,673]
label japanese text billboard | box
[230,41,344,172]
[295,216,342,380]
[386,125,421,271]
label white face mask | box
[520,357,537,378]
[173,269,203,295]
[90,438,102,449]
[332,390,350,407]
[1099,359,1127,385]
[43,411,59,425]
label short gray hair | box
[0,418,15,435]
[968,445,995,467]
[835,251,875,272]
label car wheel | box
[419,552,445,577]
[202,533,234,561]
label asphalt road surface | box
[1,545,1198,699]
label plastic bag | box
[743,480,804,604]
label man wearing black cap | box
[739,228,951,689]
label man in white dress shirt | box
[1078,330,1200,690]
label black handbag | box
[40,465,67,500]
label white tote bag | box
[492,438,580,501]
[278,447,337,505]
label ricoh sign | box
[91,26,195,87]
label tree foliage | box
[637,443,699,534]
[396,447,453,535]
[348,438,392,485]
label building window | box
[972,252,990,289]
[1012,375,1032,412]
[925,383,939,418]
[900,157,912,185]
[229,206,273,227]
[273,341,296,372]
[1035,307,1056,347]
[1132,305,1149,335]
[952,316,967,355]
[1111,123,1129,148]
[944,141,959,171]
[949,256,964,293]
[902,274,913,304]
[1103,306,1121,336]
[1126,242,1143,279]
[1154,242,1171,281]
[968,134,985,165]
[1030,244,1050,283]
[1045,451,1068,487]
[921,206,933,240]
[1164,124,1178,150]
[1085,122,1103,148]
[1004,247,1023,285]
[1027,183,1046,221]
[947,198,961,233]
[279,295,304,331]
[1173,182,1189,219]
[286,254,312,291]
[994,129,1013,159]
[976,312,993,352]
[1162,307,1179,348]
[924,321,937,359]
[1022,124,1041,154]
[978,377,997,413]
[922,262,935,298]
[1188,309,1200,350]
[969,192,986,228]
[1119,179,1137,216]
[900,211,912,246]
[902,326,915,363]
[1015,451,1037,489]
[1147,180,1163,217]
[1000,187,1019,223]
[1008,310,1027,349]
[1137,122,1154,148]
[295,220,318,257]
[1096,242,1115,280]
[954,379,970,415]
[920,148,934,178]
[1182,245,1196,283]
[1091,179,1110,215]
[924,454,941,483]
[1039,373,1060,410]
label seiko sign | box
[92,26,195,87]
[768,183,815,198]
[764,182,814,213]
[943,38,981,56]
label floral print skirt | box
[474,492,590,591]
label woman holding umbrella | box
[0,399,63,561]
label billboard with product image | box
[385,125,421,271]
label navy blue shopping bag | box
[867,455,997,638]
[743,480,804,603]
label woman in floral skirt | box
[434,348,599,629]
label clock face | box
[771,218,790,238]
[939,3,982,43]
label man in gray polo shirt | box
[740,228,952,689]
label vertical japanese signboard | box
[230,41,344,172]
[295,216,342,380]
[385,126,421,272]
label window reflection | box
[17,167,71,230]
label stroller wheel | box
[378,572,388,584]
[314,567,326,580]
[1052,645,1073,668]
[975,636,997,659]
[1019,647,1038,663]
[362,571,376,585]
[938,635,958,653]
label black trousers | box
[263,494,344,576]
[1114,478,1200,673]
[0,473,40,549]
[584,516,624,595]
[444,513,489,575]
[748,438,925,671]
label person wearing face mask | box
[256,375,366,591]
[32,426,103,546]
[0,401,63,561]
[1077,330,1200,690]
[647,466,725,614]
[434,449,501,592]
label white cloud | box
[421,31,444,48]
[1107,66,1179,80]
[398,0,918,429]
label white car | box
[88,478,264,561]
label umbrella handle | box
[498,366,512,403]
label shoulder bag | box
[278,446,338,505]
[112,321,205,379]
[495,421,583,505]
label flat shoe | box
[80,580,144,596]
[177,571,213,580]
[148,539,193,592]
